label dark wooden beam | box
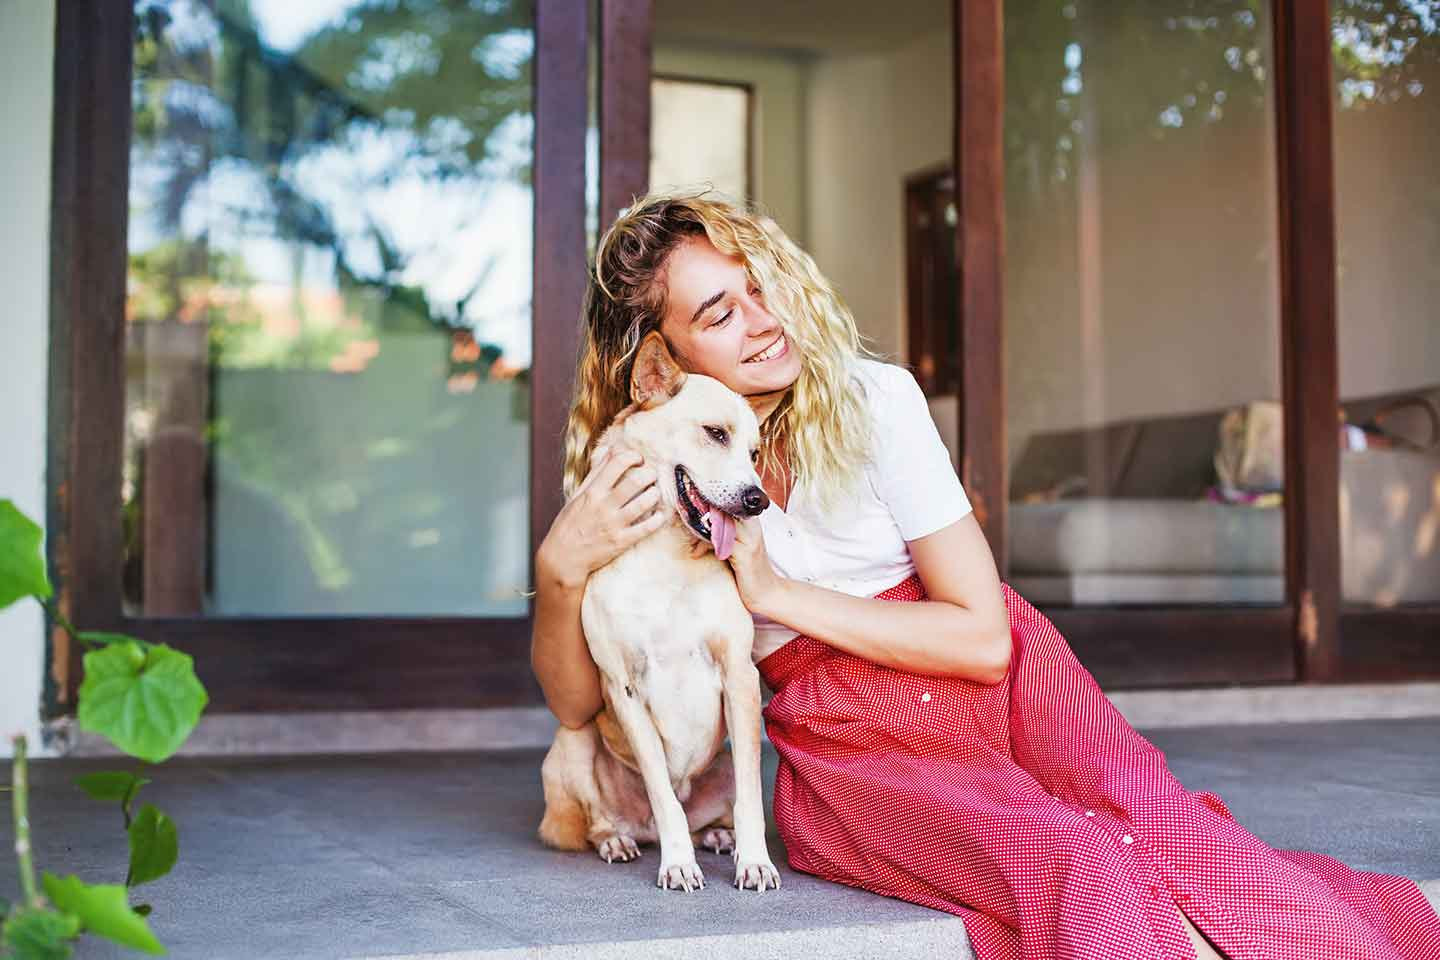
[600,0,652,222]
[1272,0,1342,681]
[1337,609,1440,682]
[532,0,591,593]
[47,1,134,709]
[953,0,1007,570]
[1051,608,1295,689]
[124,617,540,712]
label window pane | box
[126,0,534,617]
[650,77,750,201]
[1332,1,1440,606]
[1004,0,1285,606]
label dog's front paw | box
[699,827,735,855]
[656,860,705,892]
[733,859,781,892]
[596,834,641,863]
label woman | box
[530,191,1440,960]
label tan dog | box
[538,331,782,893]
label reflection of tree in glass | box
[1006,0,1437,192]
[1333,1,1439,108]
[131,0,531,361]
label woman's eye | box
[708,310,732,329]
[705,426,729,445]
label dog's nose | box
[741,486,769,516]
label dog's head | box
[622,331,769,560]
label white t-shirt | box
[752,359,973,662]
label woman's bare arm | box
[737,512,1011,683]
[530,448,669,728]
[530,555,604,729]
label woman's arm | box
[530,557,604,729]
[530,449,669,728]
[733,512,1011,684]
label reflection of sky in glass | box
[130,0,535,365]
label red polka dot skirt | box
[757,575,1440,960]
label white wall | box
[804,31,951,362]
[0,0,55,757]
[653,44,809,245]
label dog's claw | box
[701,827,736,855]
[733,860,781,892]
[657,861,705,892]
[597,835,640,864]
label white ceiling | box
[653,0,950,58]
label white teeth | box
[745,335,785,363]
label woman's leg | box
[998,583,1437,960]
[767,735,1198,960]
[1178,908,1226,960]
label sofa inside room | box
[1004,385,1440,608]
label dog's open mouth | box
[674,466,738,561]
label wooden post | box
[599,0,652,222]
[531,0,591,587]
[954,0,1007,570]
[1272,0,1342,681]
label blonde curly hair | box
[562,189,881,512]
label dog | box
[537,330,782,893]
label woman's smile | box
[743,333,788,364]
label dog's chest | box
[582,537,753,774]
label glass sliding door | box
[1330,1,1440,608]
[126,0,535,617]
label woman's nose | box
[747,312,778,338]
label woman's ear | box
[630,330,687,408]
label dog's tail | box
[538,727,595,851]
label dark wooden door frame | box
[599,0,652,225]
[47,0,593,713]
[46,1,134,712]
[952,0,1006,570]
[1272,0,1342,683]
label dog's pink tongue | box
[708,508,737,561]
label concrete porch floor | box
[7,718,1440,960]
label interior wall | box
[1333,71,1440,400]
[1004,108,1284,468]
[804,30,953,362]
[0,0,56,758]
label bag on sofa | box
[1214,400,1284,497]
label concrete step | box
[8,719,1439,959]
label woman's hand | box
[725,516,787,615]
[536,448,669,589]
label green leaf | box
[74,771,150,805]
[2,906,81,960]
[77,642,208,763]
[0,499,51,611]
[40,874,163,955]
[127,805,178,887]
[75,631,144,649]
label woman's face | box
[658,236,802,400]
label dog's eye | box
[704,425,729,446]
[750,449,760,464]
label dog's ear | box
[630,331,687,409]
